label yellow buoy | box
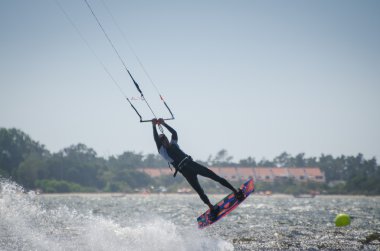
[335,213,351,227]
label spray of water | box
[0,179,233,251]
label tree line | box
[0,128,379,194]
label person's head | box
[159,134,170,147]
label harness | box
[172,156,192,177]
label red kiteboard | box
[197,178,254,229]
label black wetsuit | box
[153,123,236,206]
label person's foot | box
[209,205,220,221]
[235,188,245,202]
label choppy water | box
[1,180,379,251]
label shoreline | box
[35,192,380,198]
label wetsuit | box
[153,122,236,206]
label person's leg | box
[183,172,213,211]
[192,161,238,193]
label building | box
[288,168,307,182]
[139,167,325,183]
[304,168,325,182]
[237,167,255,181]
[254,168,274,182]
[219,167,239,181]
[271,168,290,180]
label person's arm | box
[152,119,161,150]
[159,119,178,141]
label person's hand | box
[158,118,165,125]
[152,118,158,125]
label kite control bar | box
[141,117,175,123]
[125,70,175,123]
[126,97,175,123]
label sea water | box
[1,179,379,250]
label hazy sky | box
[1,0,379,162]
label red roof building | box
[141,168,161,177]
[271,168,290,180]
[288,168,307,182]
[138,167,325,183]
[218,167,239,181]
[237,167,255,180]
[160,168,173,176]
[209,167,220,175]
[304,168,325,182]
[254,168,274,182]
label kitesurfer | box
[152,118,244,220]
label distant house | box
[209,167,220,176]
[254,168,274,182]
[304,168,325,182]
[219,167,239,181]
[288,168,307,182]
[160,168,172,176]
[237,167,255,181]
[140,167,175,177]
[271,168,290,180]
[141,168,162,177]
[139,166,325,183]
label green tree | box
[257,158,275,167]
[210,149,234,166]
[142,153,167,167]
[239,156,257,167]
[273,152,292,167]
[46,144,105,189]
[0,128,48,178]
[108,151,144,170]
[16,153,48,189]
[104,151,154,190]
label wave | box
[0,179,233,251]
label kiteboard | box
[197,178,254,229]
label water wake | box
[0,180,233,251]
